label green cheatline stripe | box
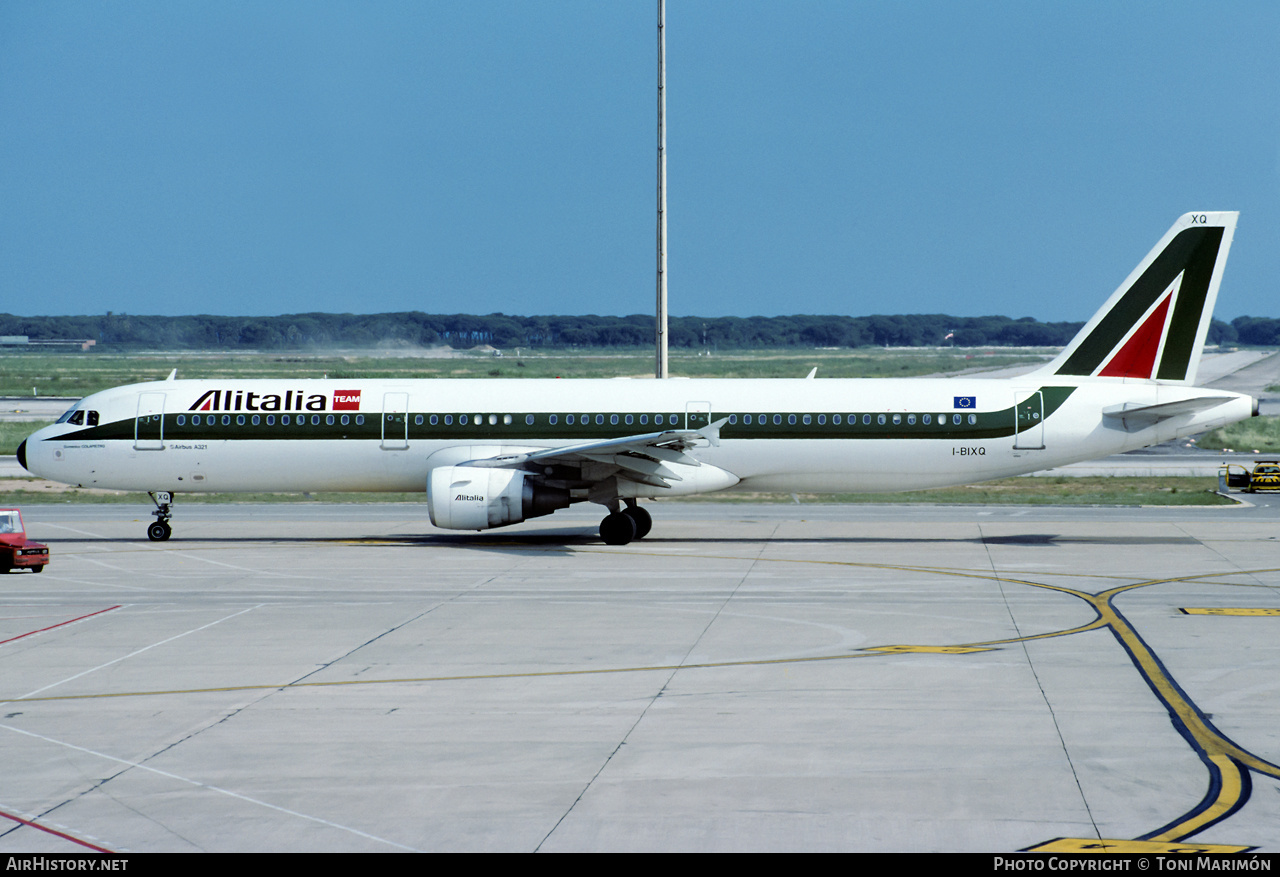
[45,387,1076,444]
[1057,227,1222,379]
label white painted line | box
[38,523,112,539]
[0,722,420,851]
[9,605,262,701]
[173,552,290,576]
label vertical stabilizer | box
[1043,212,1237,385]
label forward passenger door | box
[134,392,166,451]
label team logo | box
[333,390,362,411]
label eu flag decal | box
[954,396,976,409]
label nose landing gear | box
[147,491,173,541]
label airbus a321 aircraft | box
[18,212,1256,545]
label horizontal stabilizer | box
[1102,396,1231,427]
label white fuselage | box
[21,376,1254,497]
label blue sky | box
[2,2,1278,322]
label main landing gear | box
[147,491,173,541]
[599,500,652,546]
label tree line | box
[0,311,1254,350]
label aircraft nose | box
[16,440,27,471]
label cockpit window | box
[56,404,99,427]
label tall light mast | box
[655,0,669,379]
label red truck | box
[1,509,49,573]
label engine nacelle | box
[426,466,570,530]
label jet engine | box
[426,466,570,530]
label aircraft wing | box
[459,417,729,490]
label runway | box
[1,502,1278,852]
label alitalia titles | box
[188,389,362,414]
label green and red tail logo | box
[1047,212,1236,384]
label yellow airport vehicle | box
[1220,460,1280,493]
